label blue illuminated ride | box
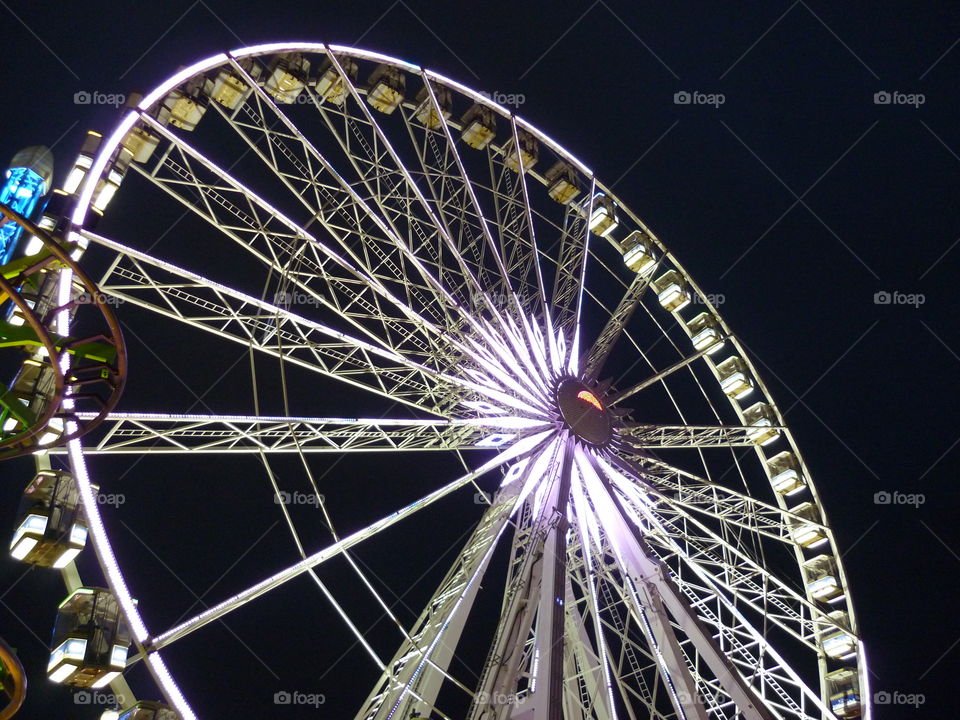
[0,146,53,265]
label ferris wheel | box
[6,43,871,720]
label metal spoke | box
[580,452,777,720]
[356,460,533,720]
[147,430,552,653]
[315,54,511,342]
[612,456,852,662]
[609,346,714,406]
[57,412,546,454]
[619,452,823,547]
[549,178,594,343]
[134,112,453,374]
[221,58,468,336]
[85,231,466,413]
[600,455,839,718]
[619,423,782,448]
[418,76,523,320]
[584,263,659,380]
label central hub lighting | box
[576,390,603,411]
[556,378,613,446]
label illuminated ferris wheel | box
[5,43,870,720]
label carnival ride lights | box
[0,203,126,458]
[0,146,53,265]
[576,389,603,412]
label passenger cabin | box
[63,131,102,195]
[803,554,845,603]
[504,129,538,173]
[787,501,827,549]
[743,401,780,446]
[120,127,160,165]
[414,85,452,129]
[821,610,857,660]
[316,57,358,106]
[3,357,60,444]
[47,588,130,687]
[621,230,658,275]
[545,161,581,205]
[766,451,806,496]
[714,356,754,400]
[367,64,405,114]
[210,59,261,111]
[91,146,133,215]
[461,103,496,149]
[23,191,69,253]
[10,470,86,567]
[651,270,691,313]
[265,54,310,104]
[684,312,724,354]
[161,76,212,130]
[826,668,861,718]
[9,357,49,402]
[586,194,618,237]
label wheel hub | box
[555,377,613,446]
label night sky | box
[1,1,958,718]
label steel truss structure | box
[40,43,869,720]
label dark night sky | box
[1,1,958,718]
